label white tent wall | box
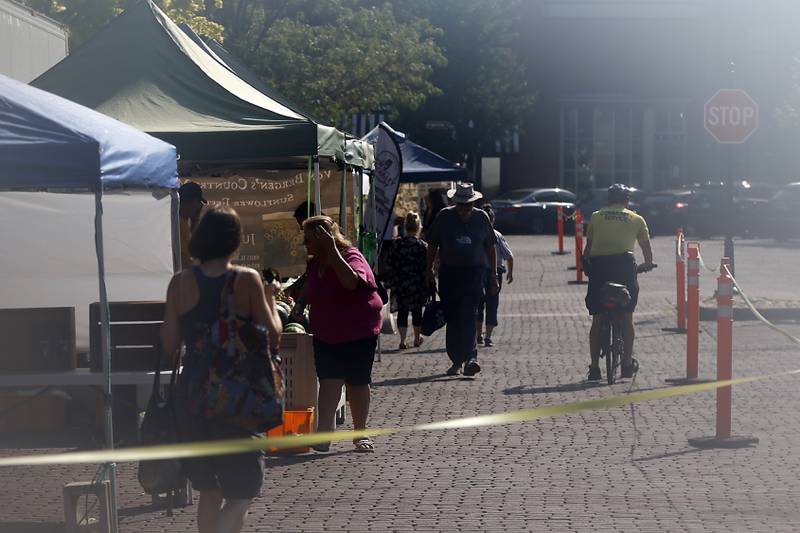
[0,190,174,350]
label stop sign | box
[704,89,759,144]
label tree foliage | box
[212,1,445,124]
[391,0,535,161]
[20,0,533,151]
[19,0,222,46]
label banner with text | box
[188,169,352,277]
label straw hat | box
[446,182,483,204]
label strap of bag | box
[152,345,181,402]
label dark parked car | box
[684,181,776,238]
[491,188,576,234]
[577,187,642,222]
[637,190,691,235]
[765,182,800,240]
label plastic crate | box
[280,333,317,410]
[266,408,315,454]
[279,332,347,429]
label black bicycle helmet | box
[607,183,631,204]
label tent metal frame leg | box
[94,188,119,533]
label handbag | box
[375,277,389,306]
[380,303,397,335]
[420,291,447,337]
[205,270,285,433]
[138,348,185,498]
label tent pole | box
[170,189,181,273]
[94,188,119,533]
[307,156,312,219]
[313,156,321,215]
[355,168,362,248]
[339,165,347,230]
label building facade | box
[0,0,67,83]
[500,0,800,193]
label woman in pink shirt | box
[296,215,382,452]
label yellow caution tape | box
[1,267,798,468]
[0,371,796,467]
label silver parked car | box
[490,188,576,234]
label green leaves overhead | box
[21,0,533,155]
[224,2,445,123]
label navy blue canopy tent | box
[363,123,467,183]
[0,73,178,532]
[0,74,177,189]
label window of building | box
[561,104,641,193]
[561,102,685,192]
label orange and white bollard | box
[553,206,568,255]
[568,211,587,285]
[686,243,700,379]
[664,228,688,334]
[666,240,700,384]
[715,259,734,439]
[688,257,758,448]
[676,229,687,331]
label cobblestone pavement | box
[2,235,800,532]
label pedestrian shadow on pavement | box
[266,449,355,465]
[632,447,706,462]
[503,381,605,395]
[409,348,447,355]
[372,374,453,387]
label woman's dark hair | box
[188,206,242,262]
[293,201,318,222]
[429,189,447,214]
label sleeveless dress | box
[176,267,264,499]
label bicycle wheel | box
[604,317,614,385]
[609,315,624,384]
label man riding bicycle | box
[583,184,655,381]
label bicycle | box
[598,263,657,385]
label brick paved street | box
[2,235,800,532]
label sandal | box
[413,338,423,348]
[353,437,375,453]
[398,342,408,350]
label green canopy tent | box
[33,0,333,166]
[33,0,373,272]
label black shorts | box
[585,253,638,315]
[313,335,378,385]
[179,418,264,499]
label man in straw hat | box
[425,182,499,377]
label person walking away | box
[426,182,498,377]
[294,216,383,451]
[387,212,428,349]
[178,181,207,270]
[583,184,654,381]
[422,189,447,239]
[161,207,282,533]
[477,205,514,347]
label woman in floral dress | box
[388,212,429,349]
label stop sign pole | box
[704,88,759,275]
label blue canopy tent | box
[0,73,178,532]
[363,123,467,183]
